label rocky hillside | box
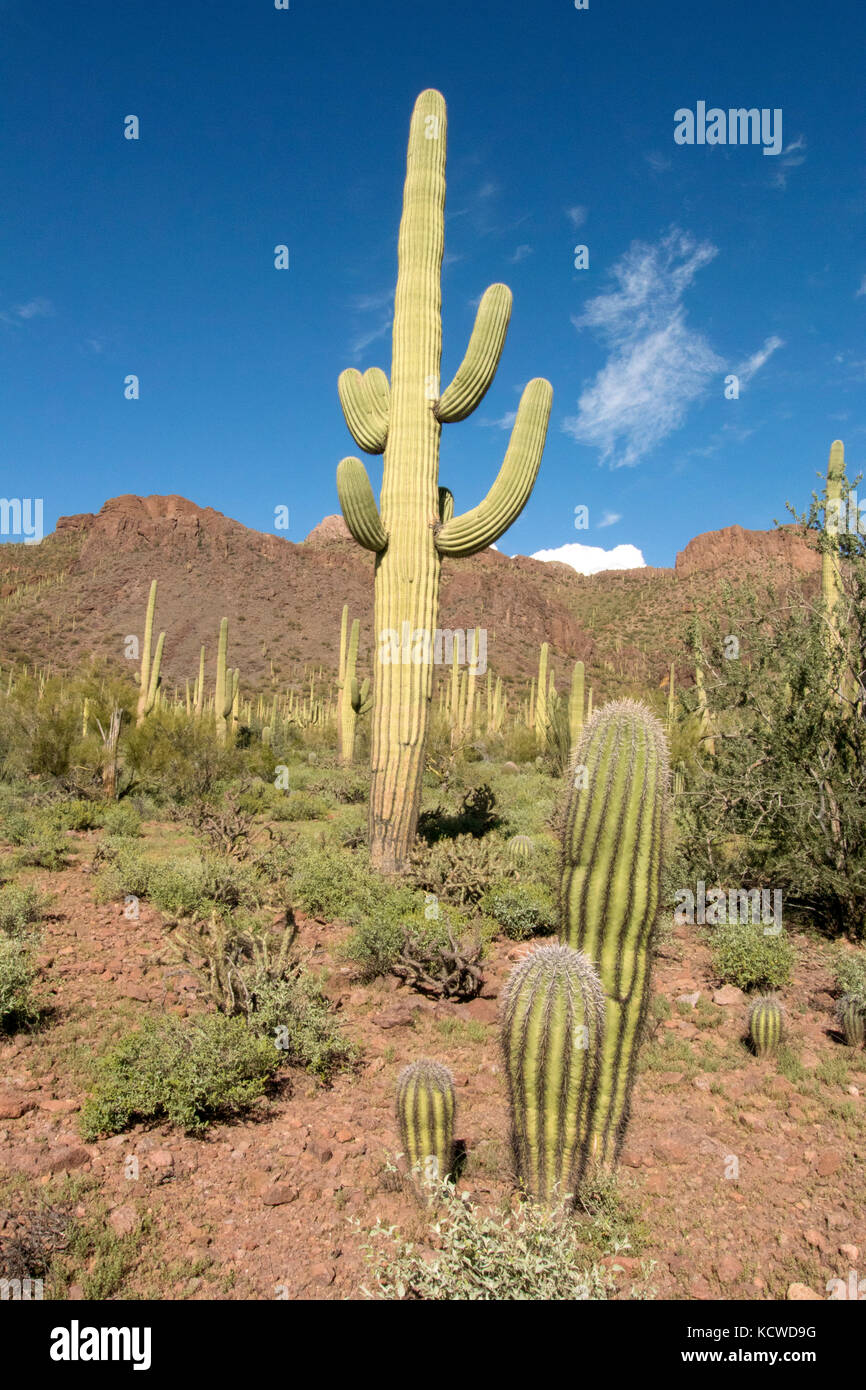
[0,495,820,697]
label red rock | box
[334,1129,354,1143]
[787,1283,822,1301]
[716,1255,743,1283]
[713,986,745,1006]
[307,1139,333,1164]
[261,1184,299,1206]
[0,1094,35,1120]
[39,1098,79,1114]
[40,1146,91,1174]
[372,1005,418,1029]
[462,997,498,1024]
[109,1204,139,1237]
[147,1149,174,1169]
[815,1150,842,1177]
[309,1263,336,1286]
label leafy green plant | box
[708,920,795,992]
[0,882,46,938]
[79,1014,279,1138]
[359,1186,615,1300]
[482,880,556,940]
[0,936,40,1031]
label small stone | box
[716,1255,742,1283]
[804,1229,830,1252]
[148,1149,174,1170]
[41,1146,91,1175]
[713,986,745,1006]
[109,1205,138,1238]
[39,1098,79,1114]
[310,1263,336,1286]
[839,1244,859,1262]
[0,1094,35,1120]
[826,1211,849,1230]
[307,1139,333,1164]
[261,1184,299,1207]
[372,1005,417,1029]
[119,983,149,1002]
[815,1150,842,1177]
[845,1085,859,1096]
[334,1129,354,1143]
[787,1283,822,1301]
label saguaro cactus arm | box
[435,378,552,556]
[434,284,512,423]
[336,457,389,552]
[338,367,391,454]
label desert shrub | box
[360,1187,615,1301]
[329,773,369,805]
[12,824,69,871]
[101,803,141,837]
[391,920,484,998]
[501,726,538,765]
[249,971,359,1081]
[47,799,103,831]
[0,883,46,938]
[708,920,796,992]
[270,790,330,822]
[91,843,151,902]
[0,937,39,1031]
[409,833,514,907]
[831,946,866,1006]
[482,880,557,940]
[79,1014,279,1138]
[289,843,419,923]
[122,716,244,802]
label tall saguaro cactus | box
[559,700,669,1167]
[336,90,552,872]
[336,606,372,765]
[214,618,232,744]
[136,579,165,726]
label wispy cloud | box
[769,135,806,190]
[507,244,533,264]
[644,151,672,173]
[735,334,783,389]
[478,410,517,431]
[856,275,866,299]
[347,288,393,361]
[0,295,55,325]
[530,541,646,575]
[566,205,587,228]
[597,510,621,528]
[563,227,722,467]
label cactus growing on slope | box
[559,700,669,1167]
[749,996,783,1057]
[214,618,233,744]
[837,995,865,1048]
[500,944,605,1202]
[396,1058,456,1196]
[135,579,165,726]
[336,90,552,872]
[336,606,372,765]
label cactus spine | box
[838,995,865,1048]
[559,700,669,1166]
[749,996,783,1057]
[396,1059,456,1194]
[500,944,605,1202]
[336,90,552,872]
[136,580,165,725]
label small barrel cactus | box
[396,1059,456,1193]
[500,943,605,1203]
[749,995,783,1057]
[507,834,534,864]
[837,995,866,1048]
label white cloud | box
[645,151,672,173]
[563,228,722,468]
[14,297,53,319]
[735,334,783,388]
[566,206,587,228]
[597,510,621,528]
[478,410,517,430]
[857,276,866,299]
[530,541,646,575]
[508,244,533,264]
[769,135,807,190]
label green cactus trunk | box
[500,943,605,1203]
[568,660,585,749]
[396,1058,456,1197]
[749,997,783,1057]
[535,643,550,750]
[214,618,232,744]
[136,580,165,726]
[194,645,205,718]
[336,91,551,872]
[559,700,669,1167]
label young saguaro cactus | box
[135,579,165,726]
[214,618,233,744]
[396,1058,456,1195]
[749,996,783,1057]
[500,944,605,1203]
[336,90,552,872]
[337,606,372,765]
[559,700,669,1167]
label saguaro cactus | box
[336,90,552,872]
[749,996,783,1057]
[838,995,866,1048]
[136,579,165,726]
[534,643,550,750]
[568,659,585,748]
[500,944,605,1203]
[214,618,232,744]
[559,700,669,1167]
[396,1058,456,1196]
[337,606,372,765]
[822,440,845,643]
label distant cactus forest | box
[1,91,864,1307]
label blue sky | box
[1,0,863,570]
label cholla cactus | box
[749,995,783,1057]
[336,90,552,872]
[559,700,669,1167]
[396,1059,456,1197]
[837,995,866,1048]
[500,944,605,1203]
[135,579,165,726]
